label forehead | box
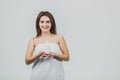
[40,16,50,21]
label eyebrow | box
[40,20,50,22]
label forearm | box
[53,53,69,61]
[25,54,40,65]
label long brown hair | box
[36,11,57,37]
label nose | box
[43,22,47,26]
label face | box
[39,16,51,33]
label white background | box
[0,0,120,80]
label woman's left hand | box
[42,52,55,57]
[42,53,50,57]
[49,52,55,57]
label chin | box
[43,30,50,33]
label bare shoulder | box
[55,34,66,44]
[30,36,40,43]
[55,34,64,39]
[28,37,35,46]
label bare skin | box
[25,16,70,65]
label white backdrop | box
[0,0,120,80]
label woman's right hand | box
[38,51,45,57]
[40,52,51,57]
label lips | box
[42,26,49,30]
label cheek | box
[49,24,52,27]
[39,23,42,29]
[39,22,41,27]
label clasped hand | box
[39,52,54,57]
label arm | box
[53,35,70,61]
[25,38,44,65]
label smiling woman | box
[39,16,51,32]
[25,11,70,80]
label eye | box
[40,21,44,23]
[46,21,50,23]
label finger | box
[39,52,45,56]
[50,52,54,56]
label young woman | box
[25,11,70,80]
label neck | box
[41,31,52,38]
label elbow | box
[64,59,69,61]
[25,61,30,65]
[65,57,70,61]
[25,58,31,65]
[64,55,70,61]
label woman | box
[25,11,70,80]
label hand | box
[41,52,55,57]
[41,52,51,57]
[49,52,55,57]
[38,51,45,56]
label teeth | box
[42,27,49,29]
